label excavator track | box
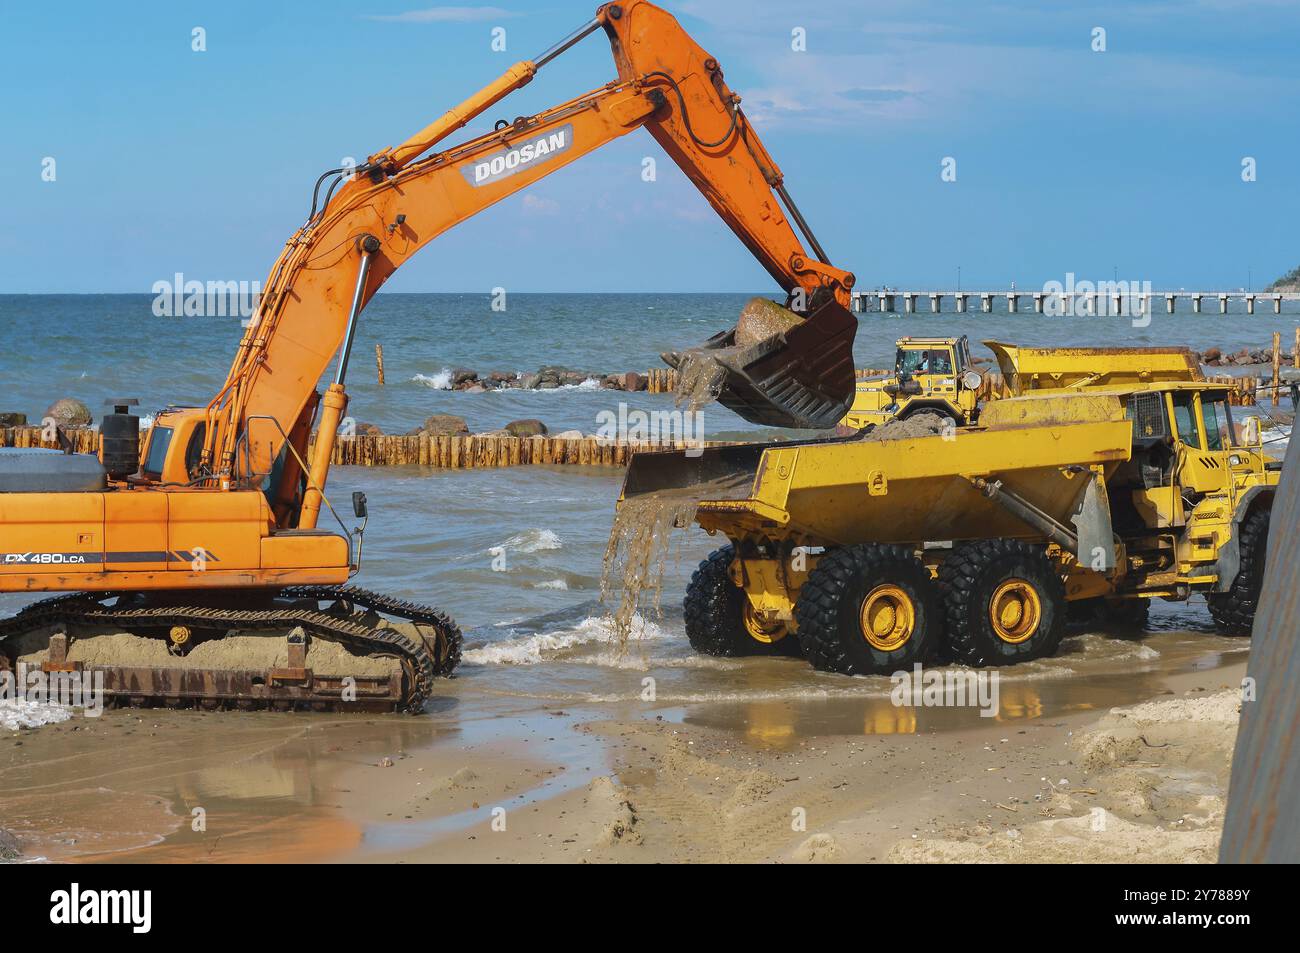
[0,587,461,714]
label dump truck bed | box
[621,392,1134,546]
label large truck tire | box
[795,544,943,675]
[1208,508,1271,636]
[683,546,799,657]
[938,539,1066,666]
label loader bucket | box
[663,297,858,430]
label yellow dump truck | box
[622,343,1281,675]
[842,336,984,430]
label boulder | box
[355,422,384,436]
[621,371,646,392]
[553,429,584,439]
[419,414,470,435]
[734,297,801,346]
[1202,347,1222,364]
[452,367,478,386]
[602,374,625,390]
[488,371,515,384]
[0,412,28,428]
[518,373,542,389]
[43,397,92,428]
[505,418,548,437]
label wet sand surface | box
[0,622,1249,864]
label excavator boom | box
[215,0,857,504]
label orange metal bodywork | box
[2,0,850,597]
[0,486,350,593]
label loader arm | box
[195,0,856,528]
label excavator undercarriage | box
[0,586,461,713]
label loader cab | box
[841,336,982,430]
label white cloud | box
[520,194,560,215]
[364,6,519,23]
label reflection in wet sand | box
[678,636,1248,750]
[0,712,444,863]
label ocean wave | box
[533,579,569,590]
[494,528,562,554]
[412,368,453,390]
[463,613,666,665]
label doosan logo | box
[50,883,152,934]
[464,124,573,187]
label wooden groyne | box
[315,433,724,468]
[0,426,724,470]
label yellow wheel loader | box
[841,336,983,431]
[622,343,1282,675]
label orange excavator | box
[0,0,857,711]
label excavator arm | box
[198,0,858,527]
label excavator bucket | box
[663,297,858,430]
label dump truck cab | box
[842,336,982,430]
[1107,381,1279,602]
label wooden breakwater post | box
[644,368,679,394]
[375,344,386,386]
[0,426,99,453]
[314,433,730,469]
[0,426,732,470]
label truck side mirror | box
[352,491,368,520]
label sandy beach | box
[0,628,1247,864]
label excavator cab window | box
[142,427,174,480]
[185,424,207,479]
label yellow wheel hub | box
[989,579,1042,644]
[859,584,915,651]
[742,604,788,645]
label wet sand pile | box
[734,297,803,346]
[18,626,403,678]
[671,297,803,413]
[860,411,951,441]
[887,690,1240,864]
[601,472,751,647]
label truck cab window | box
[1171,392,1201,449]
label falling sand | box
[600,473,752,649]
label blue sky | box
[1,0,1297,293]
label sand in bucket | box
[671,297,803,412]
